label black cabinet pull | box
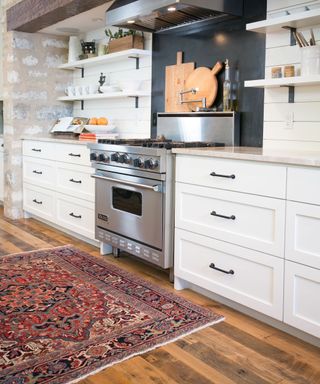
[69,212,82,219]
[69,178,82,184]
[32,148,42,152]
[210,172,235,179]
[33,170,43,175]
[33,199,43,205]
[69,153,81,157]
[211,211,236,220]
[209,263,234,275]
[1,144,3,147]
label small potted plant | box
[105,28,144,54]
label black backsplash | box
[151,7,266,147]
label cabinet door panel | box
[284,261,320,338]
[286,201,320,270]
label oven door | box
[93,171,163,250]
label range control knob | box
[90,152,98,161]
[111,152,120,162]
[144,158,159,170]
[119,154,131,164]
[133,157,144,168]
[98,153,109,162]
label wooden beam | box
[7,0,112,33]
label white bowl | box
[120,80,142,92]
[100,85,122,93]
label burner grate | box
[97,138,225,149]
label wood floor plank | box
[0,209,319,384]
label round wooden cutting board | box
[184,61,223,111]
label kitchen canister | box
[68,36,82,63]
[301,45,320,76]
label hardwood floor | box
[1,206,319,384]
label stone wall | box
[2,0,72,219]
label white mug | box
[65,86,75,97]
[74,86,82,97]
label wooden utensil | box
[165,51,195,112]
[183,61,223,111]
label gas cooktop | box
[97,138,225,150]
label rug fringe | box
[66,316,225,384]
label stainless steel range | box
[88,112,239,275]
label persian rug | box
[0,245,224,384]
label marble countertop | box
[22,135,91,145]
[172,146,320,167]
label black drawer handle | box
[210,172,235,179]
[1,144,3,147]
[33,170,43,175]
[33,199,43,205]
[69,178,82,184]
[69,153,81,157]
[211,211,236,220]
[32,148,42,152]
[70,212,82,219]
[210,263,234,275]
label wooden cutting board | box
[184,61,223,111]
[165,51,195,112]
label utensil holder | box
[301,46,320,76]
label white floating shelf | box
[247,8,320,33]
[245,75,320,88]
[57,91,151,102]
[58,49,151,70]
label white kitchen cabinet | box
[0,138,4,202]
[286,201,320,270]
[176,182,285,257]
[175,228,284,320]
[23,139,95,242]
[175,154,320,338]
[284,261,320,339]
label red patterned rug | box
[0,245,223,384]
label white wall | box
[264,0,320,150]
[72,27,152,139]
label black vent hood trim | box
[106,0,243,33]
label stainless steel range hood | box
[106,0,243,33]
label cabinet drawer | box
[23,140,55,160]
[56,163,94,202]
[286,201,320,270]
[23,184,55,222]
[176,156,286,198]
[176,183,285,257]
[287,167,320,205]
[284,261,320,338]
[175,229,284,320]
[56,193,94,239]
[57,143,91,166]
[23,158,56,188]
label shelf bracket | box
[81,100,84,110]
[288,86,295,103]
[128,55,140,70]
[128,96,139,108]
[75,67,85,78]
[282,26,297,46]
[280,85,295,103]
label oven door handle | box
[91,174,163,193]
